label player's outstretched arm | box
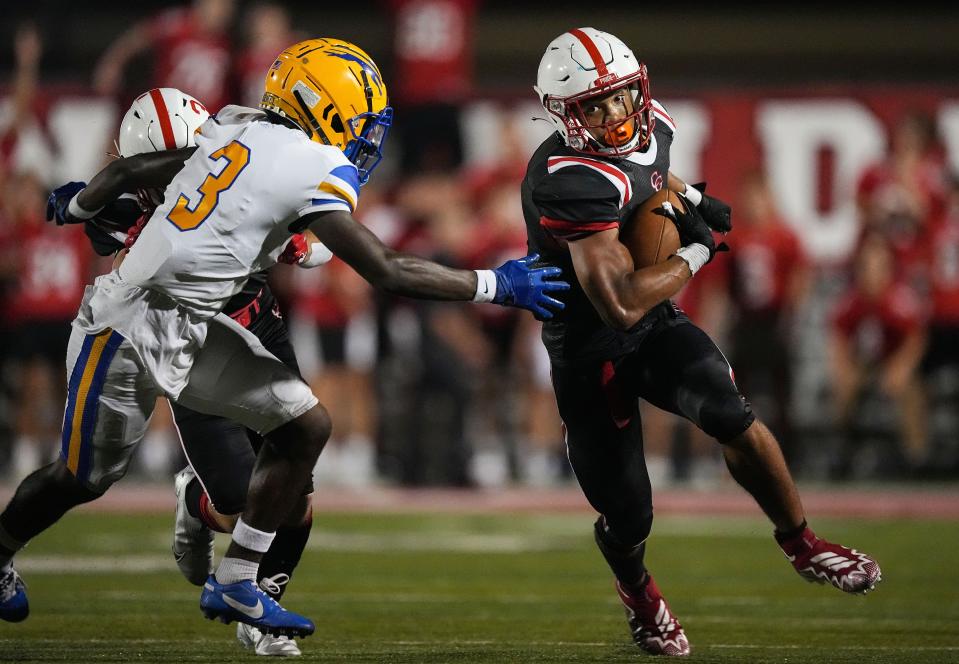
[46,148,195,225]
[304,210,569,318]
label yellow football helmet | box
[262,38,392,183]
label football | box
[620,188,684,268]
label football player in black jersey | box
[525,27,881,656]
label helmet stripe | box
[569,29,609,77]
[148,89,177,150]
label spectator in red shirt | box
[855,109,947,287]
[0,24,101,480]
[915,173,959,476]
[385,0,480,174]
[0,25,42,180]
[234,3,302,108]
[920,173,959,371]
[0,171,96,481]
[829,233,927,478]
[93,0,236,112]
[724,170,809,467]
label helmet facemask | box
[344,107,393,185]
[544,63,654,157]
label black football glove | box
[660,194,729,262]
[690,182,732,233]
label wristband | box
[67,192,103,220]
[472,269,497,303]
[683,182,703,207]
[299,242,334,267]
[674,243,710,276]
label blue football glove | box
[45,181,88,225]
[492,253,570,320]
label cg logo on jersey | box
[650,171,663,191]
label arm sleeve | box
[84,196,143,255]
[533,167,622,241]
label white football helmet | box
[115,88,209,208]
[117,87,209,157]
[534,27,653,156]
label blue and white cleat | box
[200,575,314,638]
[0,566,28,622]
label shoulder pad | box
[534,158,625,240]
[651,99,676,135]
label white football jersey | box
[118,105,360,318]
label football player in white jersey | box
[40,86,322,656]
[0,39,569,640]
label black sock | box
[258,516,312,600]
[593,516,649,589]
[774,519,808,544]
[184,477,204,520]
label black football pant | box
[551,309,754,583]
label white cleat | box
[172,466,215,586]
[237,621,303,657]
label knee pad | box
[700,392,755,443]
[595,512,653,553]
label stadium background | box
[1,3,959,662]
[0,1,958,493]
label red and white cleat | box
[616,576,690,657]
[777,526,882,595]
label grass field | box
[1,509,957,663]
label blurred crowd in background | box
[1,0,958,490]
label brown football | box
[620,189,683,268]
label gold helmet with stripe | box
[261,38,392,183]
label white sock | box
[215,556,259,585]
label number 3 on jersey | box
[167,141,251,231]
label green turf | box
[1,510,957,663]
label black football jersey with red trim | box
[522,101,675,364]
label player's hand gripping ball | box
[661,194,728,262]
